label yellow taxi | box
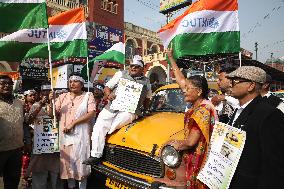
[89,83,217,189]
[271,90,284,101]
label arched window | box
[126,39,135,60]
[148,45,159,55]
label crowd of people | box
[1,52,284,189]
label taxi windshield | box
[150,88,186,113]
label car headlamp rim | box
[161,145,181,168]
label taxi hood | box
[106,112,185,156]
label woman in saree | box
[167,49,218,189]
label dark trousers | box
[0,148,22,189]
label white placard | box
[110,78,143,113]
[33,117,59,154]
[197,122,246,189]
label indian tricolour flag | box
[0,0,47,33]
[158,0,240,59]
[0,0,48,61]
[81,42,125,81]
[0,7,87,61]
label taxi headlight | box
[161,145,180,168]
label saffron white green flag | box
[81,42,125,80]
[158,0,240,59]
[0,0,48,61]
[0,7,87,61]
[0,0,48,33]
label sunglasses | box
[231,79,252,87]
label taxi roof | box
[155,81,219,93]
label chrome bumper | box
[92,164,176,189]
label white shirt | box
[231,99,253,126]
[225,96,239,109]
[215,95,239,114]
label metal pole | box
[86,56,90,92]
[239,51,242,67]
[166,13,171,84]
[255,42,258,61]
[271,52,274,68]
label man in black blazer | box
[226,66,284,189]
[260,74,284,113]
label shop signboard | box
[20,66,48,80]
[160,0,192,14]
[87,22,123,58]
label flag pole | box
[47,27,57,128]
[87,56,90,92]
[239,51,242,67]
[166,13,171,84]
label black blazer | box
[229,96,284,189]
[262,94,283,108]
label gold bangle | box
[173,68,178,71]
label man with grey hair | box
[260,73,284,113]
[226,66,284,189]
[84,55,152,165]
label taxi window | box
[271,92,284,99]
[150,89,186,112]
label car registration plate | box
[105,177,135,189]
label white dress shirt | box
[231,99,253,126]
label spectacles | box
[231,79,251,87]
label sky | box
[124,0,284,63]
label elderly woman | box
[50,72,95,189]
[167,49,218,189]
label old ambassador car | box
[89,83,216,189]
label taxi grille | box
[103,145,164,177]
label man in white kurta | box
[84,56,152,165]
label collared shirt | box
[0,99,24,151]
[225,95,239,109]
[215,95,238,115]
[232,99,253,126]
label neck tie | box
[228,108,238,126]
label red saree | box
[183,100,217,189]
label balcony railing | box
[47,0,88,16]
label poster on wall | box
[197,122,246,189]
[87,22,123,58]
[49,64,73,89]
[160,0,192,14]
[33,117,59,154]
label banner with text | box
[197,122,246,189]
[33,117,59,154]
[110,78,143,113]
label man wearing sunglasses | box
[226,66,284,189]
[260,74,284,113]
[84,55,152,165]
